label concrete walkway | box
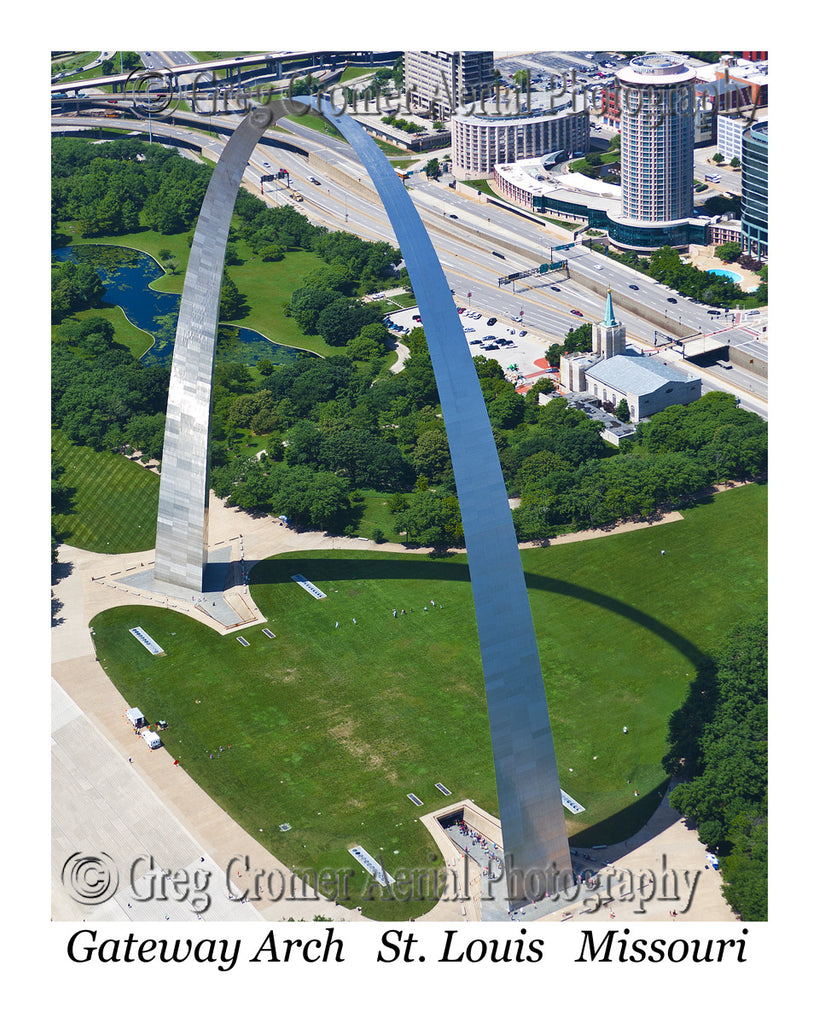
[52,490,737,922]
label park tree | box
[412,428,452,481]
[218,273,246,321]
[666,616,767,918]
[715,242,742,263]
[424,158,440,179]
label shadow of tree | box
[51,559,74,627]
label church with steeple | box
[559,289,701,429]
[592,289,626,360]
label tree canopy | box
[665,616,767,920]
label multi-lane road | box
[52,89,767,417]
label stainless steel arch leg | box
[155,101,571,897]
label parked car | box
[518,330,527,337]
[487,317,497,326]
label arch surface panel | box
[156,101,571,893]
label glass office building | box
[741,121,768,258]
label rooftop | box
[585,354,696,394]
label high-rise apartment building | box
[616,53,696,224]
[741,120,768,257]
[404,50,496,119]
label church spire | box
[603,287,617,328]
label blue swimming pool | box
[708,268,742,284]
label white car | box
[512,316,522,322]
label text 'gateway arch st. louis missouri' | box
[153,97,573,901]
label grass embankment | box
[90,483,766,920]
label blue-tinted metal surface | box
[309,101,571,893]
[154,101,571,893]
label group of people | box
[391,600,442,618]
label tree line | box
[51,137,767,548]
[511,391,766,540]
[52,137,212,241]
[663,616,767,920]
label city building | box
[560,291,701,426]
[452,99,589,179]
[616,54,696,224]
[695,54,768,116]
[492,158,619,216]
[602,54,707,250]
[741,120,768,258]
[403,50,496,120]
[716,113,746,163]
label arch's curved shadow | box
[250,555,708,671]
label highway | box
[52,102,767,416]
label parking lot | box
[384,306,557,392]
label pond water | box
[53,244,314,369]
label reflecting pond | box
[53,244,315,369]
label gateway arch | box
[154,99,572,898]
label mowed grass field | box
[90,483,766,920]
[52,430,159,553]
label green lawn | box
[52,304,155,361]
[58,229,368,360]
[90,483,766,919]
[52,430,159,553]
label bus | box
[705,173,721,183]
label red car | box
[571,309,584,317]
